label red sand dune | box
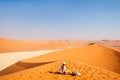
[0,38,86,53]
[94,40,120,51]
[22,44,120,73]
[0,61,120,80]
[0,44,120,80]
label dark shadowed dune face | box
[0,61,57,76]
[88,43,96,45]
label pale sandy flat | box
[0,49,62,71]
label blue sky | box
[0,0,120,40]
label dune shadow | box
[113,51,120,58]
[0,61,57,76]
[48,71,79,76]
[88,43,96,45]
[48,71,66,76]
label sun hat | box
[62,62,66,64]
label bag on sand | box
[72,71,81,76]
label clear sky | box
[0,0,120,40]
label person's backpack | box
[72,71,81,76]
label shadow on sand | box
[0,61,56,76]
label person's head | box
[62,62,66,65]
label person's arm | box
[59,66,63,73]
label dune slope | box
[0,44,120,80]
[0,61,120,80]
[22,44,120,74]
[0,38,84,53]
[0,61,56,76]
[0,44,120,76]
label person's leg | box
[63,72,66,75]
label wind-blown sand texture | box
[0,43,120,80]
[0,61,120,80]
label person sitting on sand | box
[59,62,67,74]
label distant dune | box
[0,44,120,80]
[1,38,120,53]
[96,40,120,51]
[0,38,86,53]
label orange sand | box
[0,38,86,53]
[22,44,120,73]
[0,43,120,80]
[0,61,120,80]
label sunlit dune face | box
[0,38,87,53]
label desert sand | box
[0,49,62,71]
[97,40,120,51]
[0,38,86,53]
[0,38,120,80]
